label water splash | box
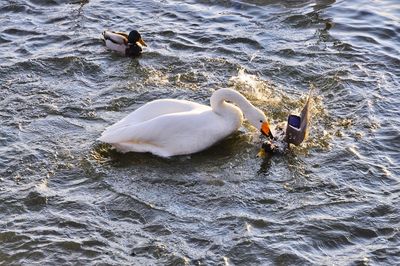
[228,69,333,152]
[228,68,276,101]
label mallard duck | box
[259,89,313,156]
[102,30,147,57]
[98,88,273,157]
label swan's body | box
[102,30,147,57]
[99,88,272,157]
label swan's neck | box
[210,88,254,120]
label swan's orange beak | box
[261,122,274,139]
[138,38,147,47]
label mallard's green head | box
[128,30,147,47]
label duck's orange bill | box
[261,122,274,139]
[138,38,147,47]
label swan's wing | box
[104,99,208,133]
[98,118,161,145]
[99,109,223,151]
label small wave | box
[3,28,41,36]
[0,4,29,14]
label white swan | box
[98,88,273,157]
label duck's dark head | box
[257,140,278,158]
[128,30,147,47]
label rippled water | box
[1,0,399,264]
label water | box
[1,0,399,264]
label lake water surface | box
[1,0,399,265]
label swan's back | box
[102,99,209,135]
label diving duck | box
[102,30,147,57]
[98,88,273,157]
[259,89,313,155]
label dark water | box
[1,0,399,264]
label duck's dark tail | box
[101,31,107,43]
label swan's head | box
[247,108,274,139]
[128,30,147,47]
